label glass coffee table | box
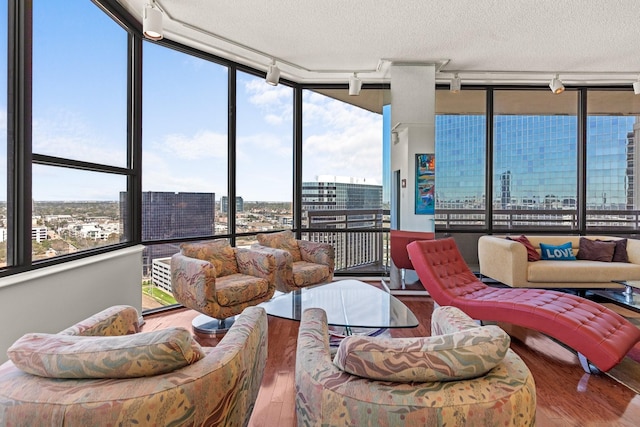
[591,280,640,308]
[259,279,419,335]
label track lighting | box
[143,2,163,41]
[634,76,640,95]
[349,73,362,96]
[450,73,461,93]
[265,60,280,86]
[549,74,565,94]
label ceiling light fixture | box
[265,60,280,86]
[349,73,362,96]
[450,73,461,93]
[634,76,640,95]
[549,74,565,94]
[143,2,163,41]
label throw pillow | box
[506,235,540,262]
[576,237,616,262]
[596,238,629,263]
[181,239,238,276]
[256,230,302,262]
[7,327,205,379]
[333,325,510,383]
[539,242,576,261]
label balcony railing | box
[302,209,389,274]
[436,208,640,231]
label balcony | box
[302,208,389,275]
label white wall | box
[390,64,436,232]
[0,245,144,363]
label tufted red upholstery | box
[407,237,640,372]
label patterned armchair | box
[253,230,335,293]
[295,306,536,427]
[171,239,276,337]
[0,304,268,427]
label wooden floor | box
[142,291,640,427]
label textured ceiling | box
[117,0,640,86]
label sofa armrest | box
[296,308,350,420]
[297,240,335,270]
[59,305,139,337]
[625,238,640,265]
[478,236,529,287]
[431,305,481,335]
[235,247,276,285]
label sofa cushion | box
[181,240,238,276]
[540,242,576,260]
[506,235,540,261]
[7,327,205,379]
[333,325,510,383]
[257,230,302,262]
[577,237,616,262]
[527,259,640,283]
[597,238,629,263]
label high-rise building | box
[121,192,215,275]
[500,170,511,209]
[435,115,640,214]
[302,176,383,270]
[220,196,244,213]
[627,121,640,209]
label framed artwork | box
[415,154,435,214]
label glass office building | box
[120,192,216,274]
[434,89,640,231]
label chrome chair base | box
[192,313,236,339]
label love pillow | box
[539,242,576,261]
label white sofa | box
[478,235,640,288]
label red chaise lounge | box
[407,237,640,373]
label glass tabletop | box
[259,279,419,329]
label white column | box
[390,64,436,231]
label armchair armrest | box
[298,240,335,269]
[59,305,139,337]
[251,244,295,289]
[235,247,276,284]
[478,235,529,287]
[170,253,218,312]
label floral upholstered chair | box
[171,239,276,337]
[295,305,536,426]
[0,304,268,427]
[253,230,335,293]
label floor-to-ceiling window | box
[586,91,640,230]
[0,0,6,267]
[141,43,228,310]
[435,89,486,228]
[235,71,293,247]
[301,89,385,273]
[7,0,640,314]
[31,0,128,262]
[492,90,578,230]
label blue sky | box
[0,1,637,208]
[4,0,383,202]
